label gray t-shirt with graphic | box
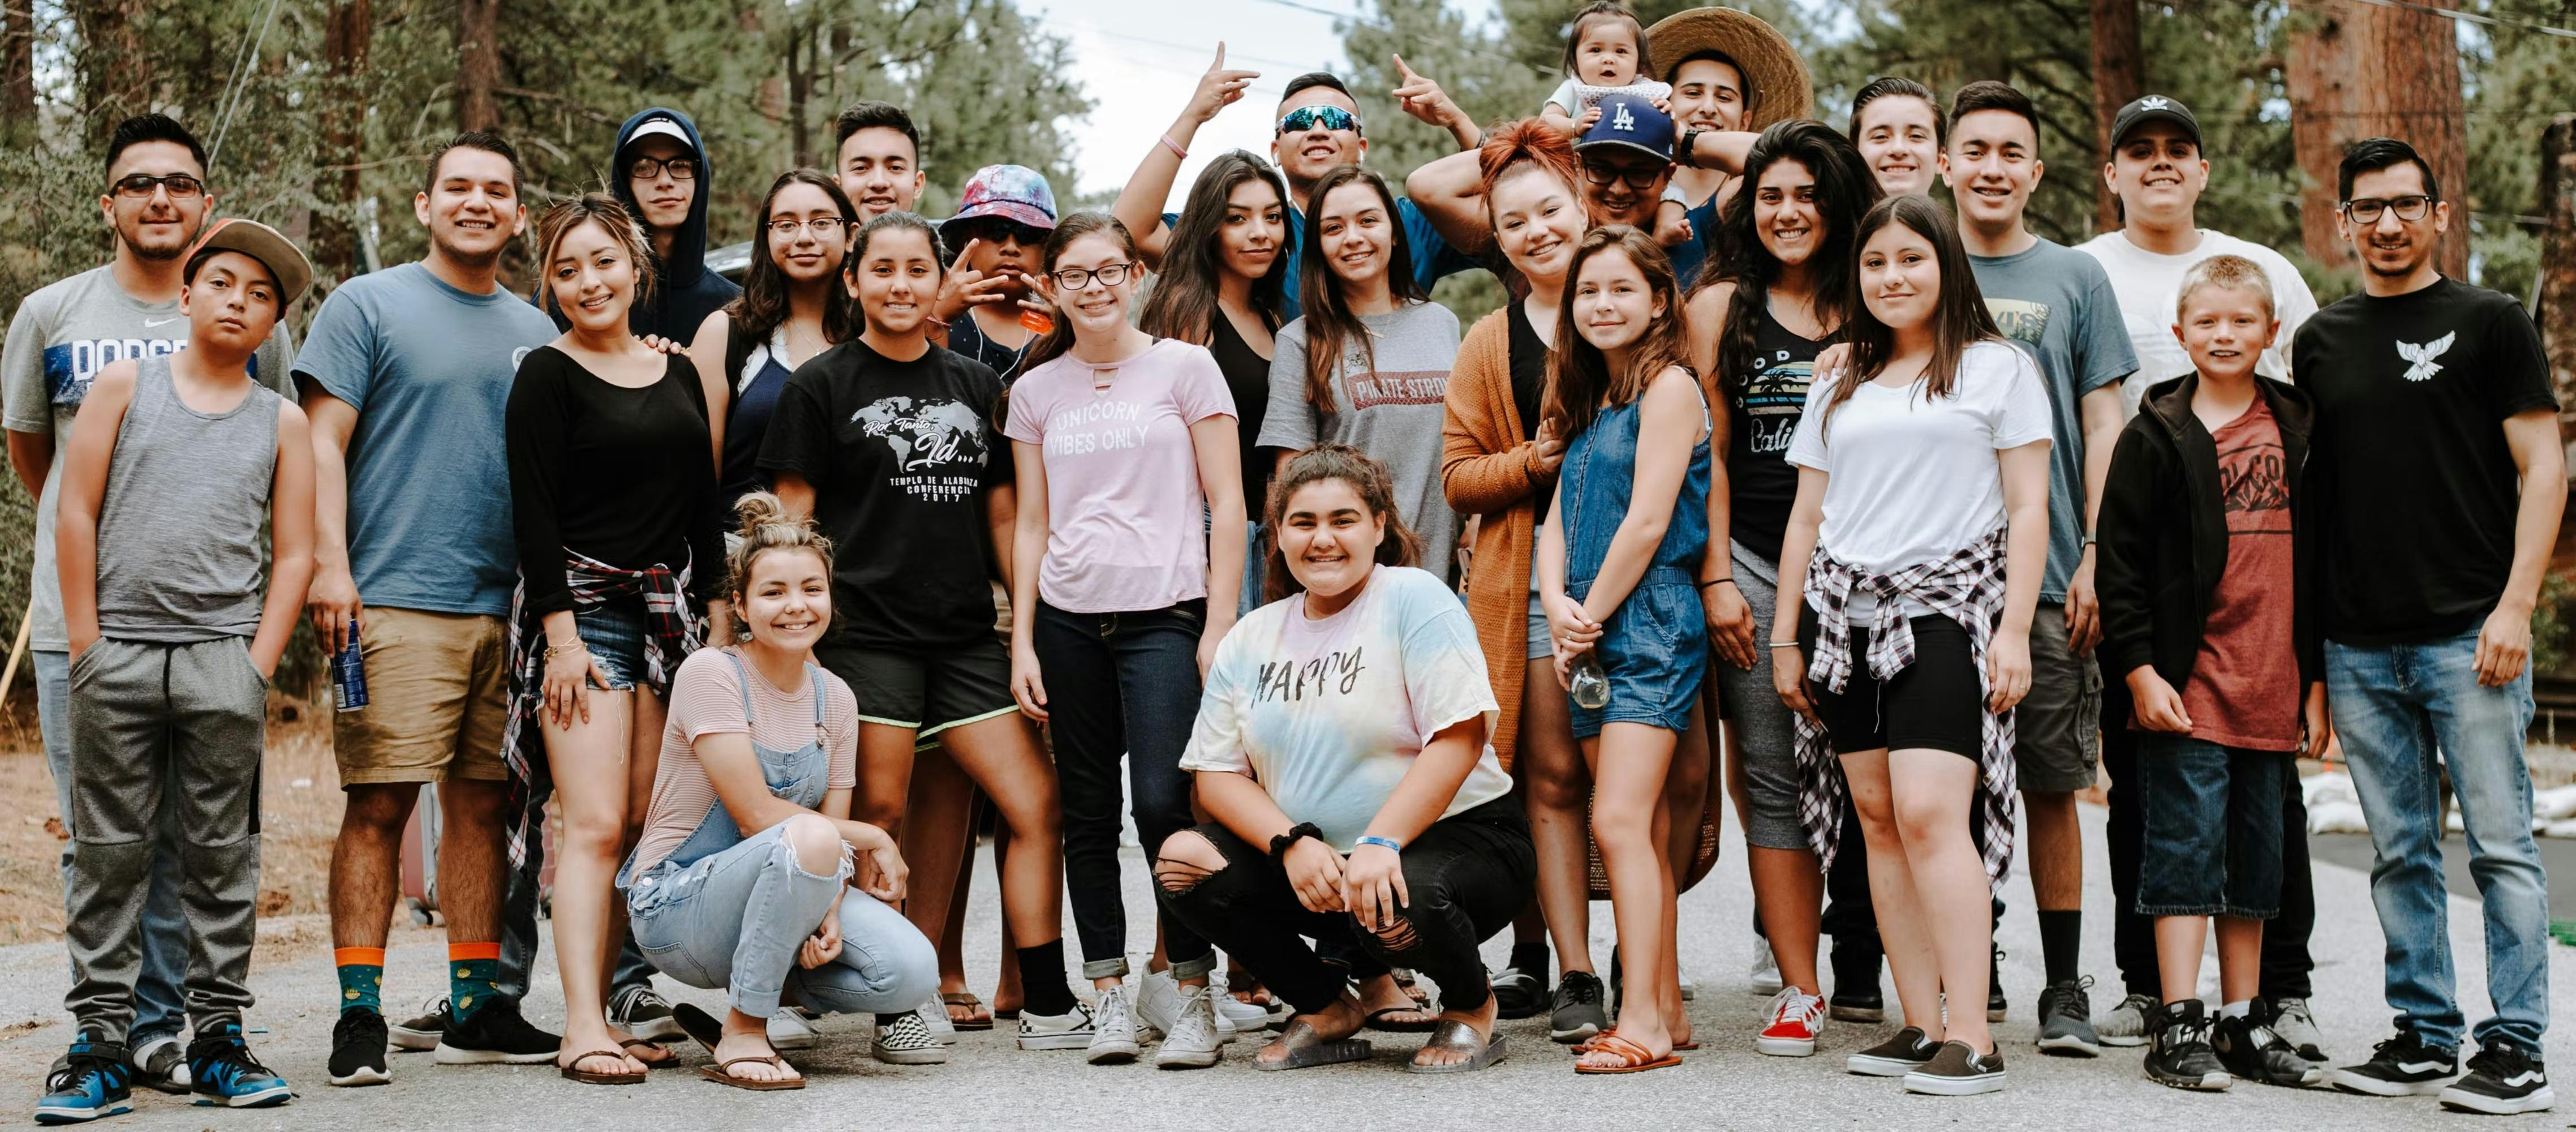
[1968,238,2139,602]
[1259,302,1465,586]
[1,264,295,651]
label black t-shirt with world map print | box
[758,338,1013,649]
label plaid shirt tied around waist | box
[1792,524,2019,894]
[501,549,699,869]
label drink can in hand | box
[333,625,368,711]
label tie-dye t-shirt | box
[1181,565,1511,850]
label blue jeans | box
[37,649,188,1044]
[1031,598,1214,980]
[2326,629,2550,1054]
[2135,734,2289,918]
[629,822,935,1019]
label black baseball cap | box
[2110,95,2200,149]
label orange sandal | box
[1572,1032,1682,1075]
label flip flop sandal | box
[671,1002,725,1056]
[1364,1006,1440,1033]
[1391,968,1430,1005]
[621,1037,677,1067]
[698,1054,806,1091]
[1568,1028,1697,1055]
[1572,1032,1683,1075]
[560,1049,646,1085]
[941,991,995,1031]
[1404,1019,1508,1075]
[1250,1020,1374,1072]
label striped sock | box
[448,941,503,1023]
[334,947,386,1015]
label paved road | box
[2,805,2570,1130]
[2310,830,2576,922]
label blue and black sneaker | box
[186,1024,291,1109]
[35,1031,132,1124]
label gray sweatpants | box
[64,637,266,1042]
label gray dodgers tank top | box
[94,353,282,642]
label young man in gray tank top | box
[37,221,315,1122]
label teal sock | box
[449,942,503,1022]
[333,947,385,1015]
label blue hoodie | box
[545,107,741,341]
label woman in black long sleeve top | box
[504,194,724,1083]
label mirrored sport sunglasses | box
[1277,105,1362,137]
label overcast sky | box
[1033,0,1506,205]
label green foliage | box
[2534,570,2576,677]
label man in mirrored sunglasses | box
[544,107,739,343]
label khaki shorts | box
[332,607,512,786]
[2012,602,2103,793]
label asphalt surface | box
[3,805,2571,1130]
[2310,830,2576,923]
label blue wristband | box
[1354,835,1404,854]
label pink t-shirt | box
[1004,337,1237,613]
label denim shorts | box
[573,599,648,692]
[1567,570,1707,739]
[2135,731,2290,918]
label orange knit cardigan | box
[1440,309,1554,773]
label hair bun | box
[731,490,792,539]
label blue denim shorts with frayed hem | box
[572,598,648,692]
[1567,570,1707,739]
[2136,731,2290,919]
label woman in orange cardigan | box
[1440,120,1713,1047]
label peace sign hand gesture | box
[1183,43,1259,127]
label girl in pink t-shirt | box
[1001,212,1245,1067]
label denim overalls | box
[1560,394,1713,737]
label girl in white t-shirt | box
[1158,444,1529,1075]
[1771,194,2050,1095]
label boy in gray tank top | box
[38,220,315,1119]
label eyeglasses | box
[1581,160,1664,190]
[110,173,204,199]
[2341,194,2432,225]
[1277,105,1362,137]
[766,217,846,238]
[627,155,699,181]
[960,217,1052,247]
[1048,261,1137,290]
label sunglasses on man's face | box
[961,217,1051,247]
[1277,105,1362,137]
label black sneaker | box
[432,998,559,1065]
[608,984,682,1042]
[2033,975,2101,1057]
[1986,946,2007,1022]
[126,1034,191,1095]
[1904,1040,2006,1095]
[1846,1026,1940,1076]
[1830,977,1885,1024]
[387,997,447,1052]
[2143,1001,2231,1091]
[2440,1043,2554,1114]
[1547,970,1608,1043]
[186,1024,292,1108]
[2212,1012,2322,1087]
[2329,1031,2458,1097]
[328,1009,392,1087]
[1490,966,1546,1021]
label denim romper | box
[620,653,832,908]
[1560,393,1712,737]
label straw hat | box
[1644,7,1814,131]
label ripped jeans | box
[1154,797,1533,1014]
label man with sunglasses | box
[3,113,295,1098]
[1112,47,1488,312]
[2297,137,2560,1115]
[544,108,739,343]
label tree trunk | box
[787,21,811,170]
[2286,0,2469,277]
[2088,0,2143,234]
[2,0,35,134]
[75,0,148,121]
[455,0,500,133]
[312,0,372,283]
[2539,115,2576,430]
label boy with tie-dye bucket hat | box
[934,164,1059,381]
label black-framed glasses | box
[958,217,1052,247]
[627,155,699,181]
[2341,194,2432,225]
[1581,160,1663,190]
[766,217,846,238]
[1048,261,1137,290]
[110,173,204,199]
[1278,105,1362,136]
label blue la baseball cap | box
[1575,93,1676,166]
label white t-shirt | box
[2074,229,2319,419]
[1180,565,1512,851]
[1784,341,2053,610]
[1544,77,1674,114]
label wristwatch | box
[1678,127,1705,170]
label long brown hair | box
[1296,165,1425,413]
[1818,194,1999,433]
[729,169,861,349]
[1021,211,1143,372]
[1542,225,1690,444]
[1137,151,1289,344]
[1706,121,1878,396]
[1261,443,1425,604]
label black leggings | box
[1155,797,1534,1014]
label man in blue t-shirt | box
[296,132,567,1086]
[1112,48,1488,313]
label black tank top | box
[1209,311,1274,520]
[1728,302,1823,562]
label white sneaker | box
[872,1010,949,1065]
[1152,984,1224,1069]
[1209,972,1275,1034]
[766,1009,818,1051]
[1086,984,1141,1064]
[1016,1001,1096,1050]
[1678,966,1697,1002]
[1756,987,1827,1057]
[913,997,960,1045]
[1749,938,1784,996]
[1139,969,1235,1044]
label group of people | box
[10,0,2560,1121]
